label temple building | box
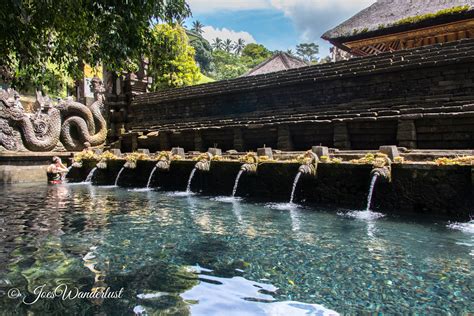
[322,0,474,59]
[242,52,308,76]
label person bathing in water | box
[47,156,69,184]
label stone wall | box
[67,159,473,220]
[0,152,72,184]
[121,39,474,152]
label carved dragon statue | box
[0,77,107,152]
[59,77,107,151]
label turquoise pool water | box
[0,184,472,314]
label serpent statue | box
[59,77,107,151]
[0,77,107,152]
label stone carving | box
[0,77,107,152]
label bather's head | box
[52,156,61,164]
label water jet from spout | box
[84,167,97,183]
[146,166,158,189]
[186,168,197,193]
[366,174,378,211]
[231,170,244,197]
[289,171,302,204]
[114,167,125,186]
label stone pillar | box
[333,122,351,149]
[159,131,170,150]
[131,133,138,152]
[397,120,417,149]
[277,125,293,151]
[233,128,244,152]
[194,130,204,152]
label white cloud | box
[201,26,257,44]
[270,0,376,42]
[188,0,270,14]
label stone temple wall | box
[118,39,474,152]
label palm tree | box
[212,38,223,50]
[192,20,204,35]
[233,38,245,55]
[223,39,233,53]
[175,17,185,26]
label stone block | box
[208,148,222,156]
[379,145,400,160]
[257,147,273,159]
[137,148,150,155]
[171,147,185,158]
[312,146,329,158]
[110,149,122,156]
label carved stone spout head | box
[298,150,319,176]
[195,152,213,172]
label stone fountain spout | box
[370,155,392,183]
[156,151,173,171]
[240,153,259,174]
[195,152,213,172]
[298,151,319,176]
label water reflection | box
[0,184,472,314]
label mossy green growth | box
[394,5,470,26]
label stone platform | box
[67,157,473,221]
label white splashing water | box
[84,167,97,183]
[289,172,302,204]
[366,174,378,211]
[146,166,158,189]
[114,167,125,186]
[338,174,385,221]
[231,170,244,197]
[186,168,197,193]
[447,220,474,234]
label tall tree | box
[296,43,320,62]
[192,20,204,35]
[233,39,246,55]
[0,0,191,89]
[241,43,272,68]
[212,38,223,50]
[223,39,234,53]
[187,30,213,73]
[148,24,200,90]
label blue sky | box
[186,0,376,57]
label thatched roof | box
[322,0,474,42]
[242,52,308,77]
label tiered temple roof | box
[322,0,474,56]
[242,52,308,76]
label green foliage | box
[394,5,470,26]
[14,61,73,98]
[148,24,200,90]
[0,0,191,88]
[210,50,248,80]
[296,43,319,62]
[187,30,214,73]
[212,38,224,50]
[242,43,271,58]
[234,39,246,55]
[191,20,204,35]
[223,39,234,53]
